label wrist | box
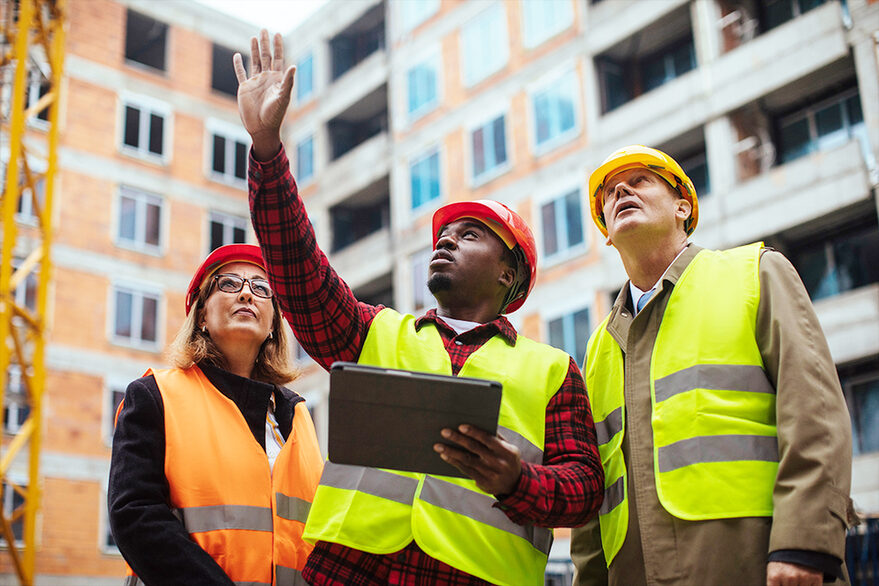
[250,132,282,162]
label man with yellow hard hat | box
[572,145,856,585]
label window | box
[116,187,162,252]
[211,44,239,96]
[788,218,879,301]
[15,169,44,224]
[399,0,438,32]
[121,97,169,160]
[777,90,865,164]
[840,364,879,456]
[297,53,314,102]
[411,248,434,311]
[4,366,29,435]
[209,212,247,252]
[112,285,160,347]
[296,136,315,184]
[641,39,696,93]
[521,0,573,48]
[125,10,167,71]
[541,190,584,258]
[461,3,508,87]
[11,259,37,314]
[547,307,591,363]
[410,149,441,210]
[471,114,507,182]
[208,123,248,183]
[1,481,26,543]
[26,67,50,124]
[407,58,438,120]
[532,71,578,151]
[679,151,710,197]
[760,0,827,31]
[104,387,125,446]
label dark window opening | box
[211,44,239,96]
[330,181,390,252]
[125,10,168,71]
[330,2,385,81]
[758,0,827,32]
[327,85,388,161]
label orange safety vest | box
[122,366,322,586]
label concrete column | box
[704,114,738,246]
[691,0,723,65]
[852,34,879,186]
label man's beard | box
[427,273,452,295]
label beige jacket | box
[572,245,855,586]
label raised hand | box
[233,29,295,161]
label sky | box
[193,0,329,32]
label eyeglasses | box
[211,273,273,299]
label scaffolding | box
[0,0,65,583]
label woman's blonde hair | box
[167,277,299,386]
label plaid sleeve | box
[248,148,380,371]
[497,357,605,528]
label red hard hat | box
[185,244,267,315]
[432,200,537,313]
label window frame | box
[544,303,592,364]
[114,186,165,255]
[521,0,574,49]
[3,365,30,435]
[102,378,129,447]
[295,52,315,104]
[0,476,29,547]
[460,2,510,88]
[529,67,581,155]
[537,187,588,264]
[118,92,172,164]
[295,133,316,186]
[205,118,250,186]
[99,485,122,555]
[398,0,439,33]
[841,368,879,457]
[406,52,441,124]
[468,108,511,187]
[409,247,435,312]
[124,9,168,73]
[107,281,163,351]
[776,87,864,165]
[408,146,443,214]
[207,210,248,253]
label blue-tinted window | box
[296,136,314,183]
[521,0,573,48]
[297,54,314,102]
[541,190,584,257]
[461,3,508,87]
[407,60,438,119]
[642,39,696,92]
[410,150,441,210]
[548,307,591,363]
[533,72,577,150]
[472,115,507,181]
[778,90,865,164]
[400,0,439,32]
[842,372,879,456]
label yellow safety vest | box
[584,242,778,566]
[304,308,570,586]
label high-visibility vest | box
[584,242,778,566]
[124,366,323,586]
[303,308,570,586]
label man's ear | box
[675,198,692,225]
[498,264,516,289]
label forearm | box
[248,147,375,368]
[498,360,604,527]
[109,379,233,585]
[757,250,853,560]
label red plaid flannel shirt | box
[249,148,604,586]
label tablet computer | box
[328,362,503,478]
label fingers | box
[250,36,260,75]
[232,53,246,84]
[259,29,272,73]
[279,65,296,102]
[272,32,285,71]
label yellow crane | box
[0,0,65,583]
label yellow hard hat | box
[587,145,699,237]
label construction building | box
[0,0,877,583]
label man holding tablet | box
[235,30,604,586]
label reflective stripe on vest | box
[151,367,322,585]
[585,242,777,567]
[304,308,569,586]
[276,565,310,586]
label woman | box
[108,244,323,586]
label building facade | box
[282,0,879,580]
[0,0,877,583]
[2,0,260,582]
